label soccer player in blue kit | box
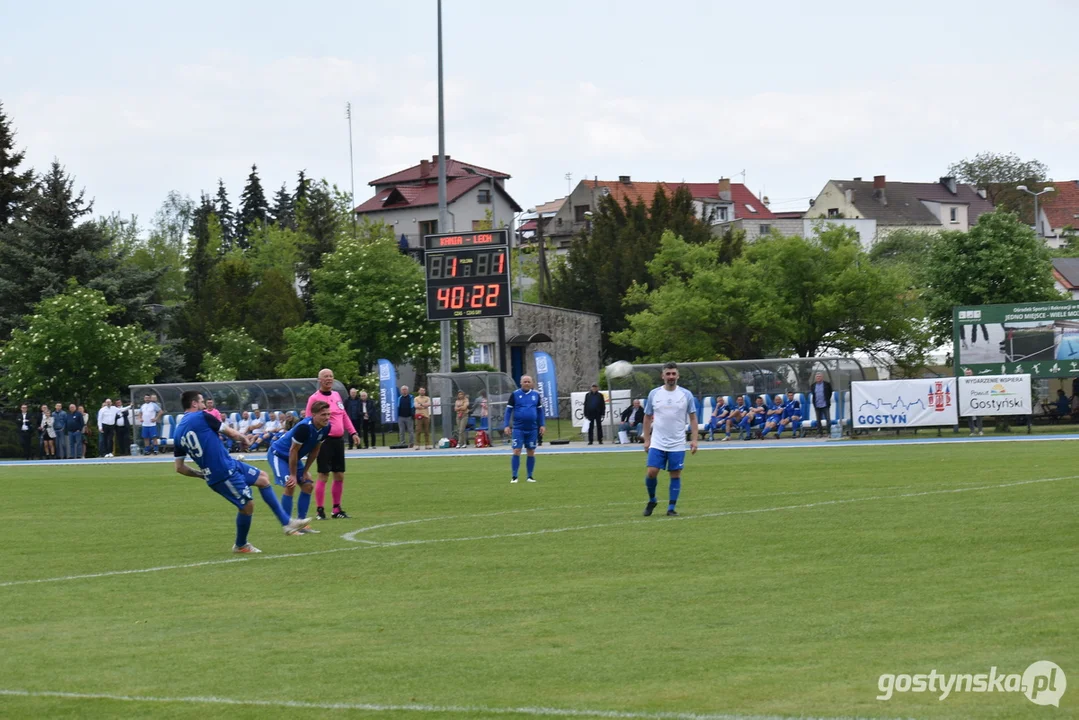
[174,391,311,553]
[642,362,698,516]
[267,400,333,533]
[503,374,545,484]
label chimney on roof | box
[853,177,862,181]
[420,159,431,178]
[873,175,887,204]
[619,175,631,184]
[718,178,731,201]
[431,154,450,163]
[940,176,958,195]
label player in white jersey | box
[641,362,698,516]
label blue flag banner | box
[378,358,398,424]
[533,351,559,419]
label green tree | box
[245,222,300,280]
[0,101,35,226]
[270,182,294,229]
[312,220,438,370]
[552,185,723,359]
[200,328,266,381]
[0,282,159,403]
[615,227,928,366]
[276,322,359,384]
[246,267,305,374]
[296,179,342,310]
[925,208,1061,346]
[214,179,235,252]
[237,163,269,249]
[946,151,1050,212]
[0,161,158,338]
[867,228,939,286]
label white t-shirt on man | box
[140,402,158,427]
[644,385,696,452]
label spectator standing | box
[77,405,89,457]
[345,389,363,449]
[358,391,377,449]
[397,385,415,448]
[17,403,34,460]
[39,405,56,459]
[98,399,117,458]
[205,398,223,422]
[140,393,160,455]
[810,372,833,437]
[454,391,470,447]
[53,403,69,460]
[114,398,132,456]
[414,387,432,449]
[305,368,360,520]
[583,383,607,445]
[66,403,84,459]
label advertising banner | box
[533,351,559,419]
[957,374,1032,417]
[377,358,398,424]
[852,379,958,428]
[954,301,1079,378]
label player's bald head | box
[318,368,334,390]
[520,375,534,388]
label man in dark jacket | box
[65,403,85,459]
[53,403,69,459]
[810,372,833,437]
[397,385,415,448]
[583,383,606,444]
[358,390,378,449]
[619,399,645,443]
[17,403,34,460]
[345,388,363,449]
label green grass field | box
[0,441,1076,719]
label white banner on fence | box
[570,390,631,428]
[852,379,958,428]
[957,374,1031,416]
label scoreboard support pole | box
[497,317,507,372]
[456,319,466,371]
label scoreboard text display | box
[424,230,512,320]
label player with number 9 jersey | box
[175,409,241,485]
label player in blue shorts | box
[779,391,803,438]
[760,394,785,439]
[642,362,698,516]
[267,400,332,533]
[739,396,767,440]
[503,374,546,483]
[174,391,311,553]
[706,397,730,441]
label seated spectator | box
[248,413,279,450]
[760,394,785,439]
[618,399,645,444]
[1055,389,1071,418]
[236,411,259,448]
[706,397,731,441]
[778,391,803,438]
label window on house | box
[949,207,959,223]
[468,343,495,366]
[717,207,728,221]
[827,208,840,218]
[759,224,772,236]
[574,205,590,222]
[419,219,438,238]
[477,189,491,204]
[745,203,758,213]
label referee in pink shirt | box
[306,368,360,520]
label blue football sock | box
[236,512,252,547]
[511,454,521,478]
[776,426,784,438]
[761,425,771,438]
[259,485,291,525]
[645,475,657,502]
[280,492,293,518]
[298,490,311,519]
[526,455,535,477]
[669,477,681,510]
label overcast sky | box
[4,0,1078,228]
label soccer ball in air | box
[606,360,633,379]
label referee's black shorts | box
[316,435,347,474]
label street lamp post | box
[512,208,535,302]
[1016,185,1056,238]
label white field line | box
[1,476,1073,590]
[0,688,905,720]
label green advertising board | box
[954,301,1079,378]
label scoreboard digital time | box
[423,231,512,321]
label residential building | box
[539,177,776,250]
[1037,181,1079,249]
[353,155,522,247]
[804,175,994,245]
[1052,258,1079,300]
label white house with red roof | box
[539,176,781,249]
[1036,180,1079,249]
[353,155,522,247]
